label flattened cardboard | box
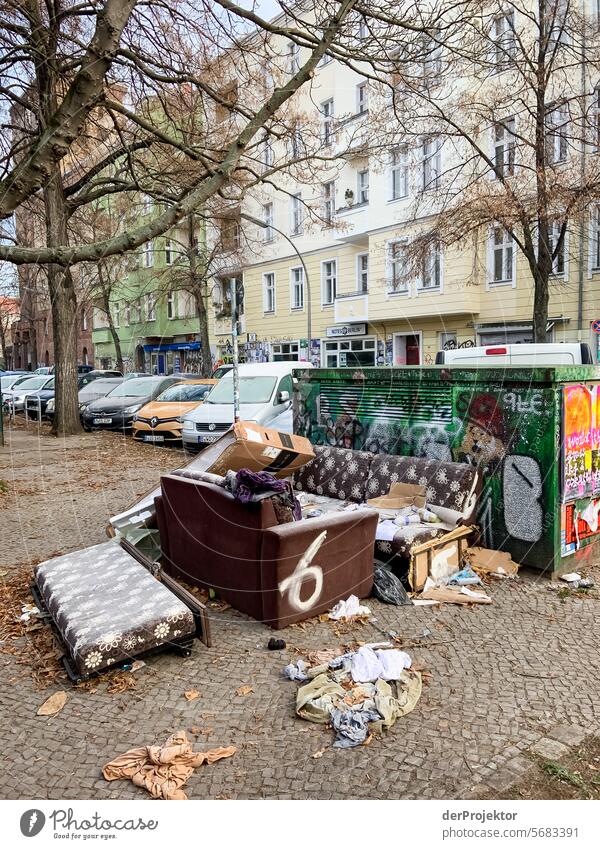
[465,546,519,577]
[409,525,476,592]
[367,482,426,510]
[197,421,314,477]
[419,586,492,605]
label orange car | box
[132,378,218,443]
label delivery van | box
[435,342,593,366]
[181,361,311,451]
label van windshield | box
[205,376,276,405]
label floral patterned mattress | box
[35,540,196,677]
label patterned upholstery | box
[375,526,447,561]
[293,445,373,503]
[35,540,196,678]
[365,455,478,515]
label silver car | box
[3,374,54,412]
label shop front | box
[322,323,376,368]
[143,340,202,374]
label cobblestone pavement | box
[1,421,600,800]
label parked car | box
[81,375,186,432]
[26,372,124,421]
[34,366,53,375]
[212,364,233,379]
[435,342,593,366]
[132,379,218,444]
[1,373,33,395]
[181,361,312,452]
[78,378,125,420]
[3,374,55,412]
[123,372,151,379]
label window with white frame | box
[134,299,142,323]
[546,103,568,164]
[143,194,153,214]
[82,310,88,331]
[420,243,442,290]
[356,82,368,114]
[146,293,156,321]
[422,33,442,77]
[290,193,304,236]
[490,226,514,284]
[114,302,120,327]
[288,41,300,74]
[357,253,369,292]
[165,238,173,265]
[263,272,275,313]
[390,146,409,199]
[143,240,154,268]
[421,137,441,191]
[290,267,304,309]
[291,126,303,158]
[493,117,516,177]
[357,169,369,203]
[262,133,274,169]
[492,10,516,69]
[594,88,600,151]
[358,15,368,39]
[321,99,334,146]
[387,242,408,293]
[547,0,569,49]
[323,181,335,223]
[125,302,131,326]
[547,219,566,276]
[263,202,274,241]
[439,330,457,350]
[592,205,600,270]
[321,260,337,304]
[167,291,175,319]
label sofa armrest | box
[259,510,378,628]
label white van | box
[181,361,312,451]
[435,342,593,366]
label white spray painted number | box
[278,531,327,612]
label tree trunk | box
[44,169,81,436]
[0,316,7,368]
[188,215,212,377]
[532,268,549,343]
[98,272,124,372]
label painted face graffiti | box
[456,392,513,473]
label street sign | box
[593,319,600,334]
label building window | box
[143,240,154,268]
[420,243,442,290]
[323,181,335,223]
[288,41,300,74]
[356,82,368,114]
[490,225,514,284]
[165,238,173,265]
[421,137,441,191]
[358,15,368,40]
[357,253,369,293]
[592,206,600,270]
[439,331,457,350]
[547,0,569,49]
[290,193,304,236]
[125,303,131,326]
[263,272,275,313]
[262,133,274,170]
[546,103,568,164]
[492,10,516,69]
[82,311,88,331]
[290,266,304,309]
[493,117,516,177]
[114,302,120,327]
[594,88,600,150]
[387,242,408,293]
[143,194,153,214]
[548,219,566,276]
[321,99,334,146]
[390,146,409,199]
[291,126,304,158]
[321,260,337,305]
[323,337,376,368]
[421,33,442,77]
[146,293,156,321]
[134,299,142,323]
[357,169,369,204]
[318,52,332,67]
[263,202,274,241]
[167,291,175,319]
[272,342,300,361]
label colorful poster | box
[562,385,593,501]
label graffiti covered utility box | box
[292,365,600,575]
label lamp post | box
[241,212,312,355]
[230,276,240,423]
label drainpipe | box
[577,0,587,342]
[231,277,240,423]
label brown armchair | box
[155,473,378,628]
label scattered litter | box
[328,595,371,621]
[412,599,440,607]
[18,604,41,623]
[235,684,253,696]
[465,546,519,577]
[312,746,327,759]
[372,563,412,605]
[283,660,309,682]
[419,585,492,605]
[130,660,145,673]
[561,572,582,583]
[331,707,380,748]
[102,730,236,800]
[351,646,412,683]
[267,637,286,650]
[447,567,481,586]
[559,573,594,589]
[307,648,343,666]
[37,691,68,716]
[184,690,200,701]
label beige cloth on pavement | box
[102,730,236,800]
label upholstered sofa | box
[292,446,480,568]
[155,473,379,629]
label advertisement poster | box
[562,384,594,501]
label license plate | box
[93,417,112,424]
[198,434,218,443]
[144,434,164,442]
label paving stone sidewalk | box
[1,423,599,800]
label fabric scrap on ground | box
[283,659,309,681]
[102,731,236,800]
[331,707,381,748]
[328,595,371,620]
[350,646,412,683]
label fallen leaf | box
[235,685,253,697]
[184,689,200,701]
[312,746,327,759]
[37,691,67,716]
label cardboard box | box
[195,421,315,477]
[367,482,426,510]
[409,525,476,592]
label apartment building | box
[230,3,600,367]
